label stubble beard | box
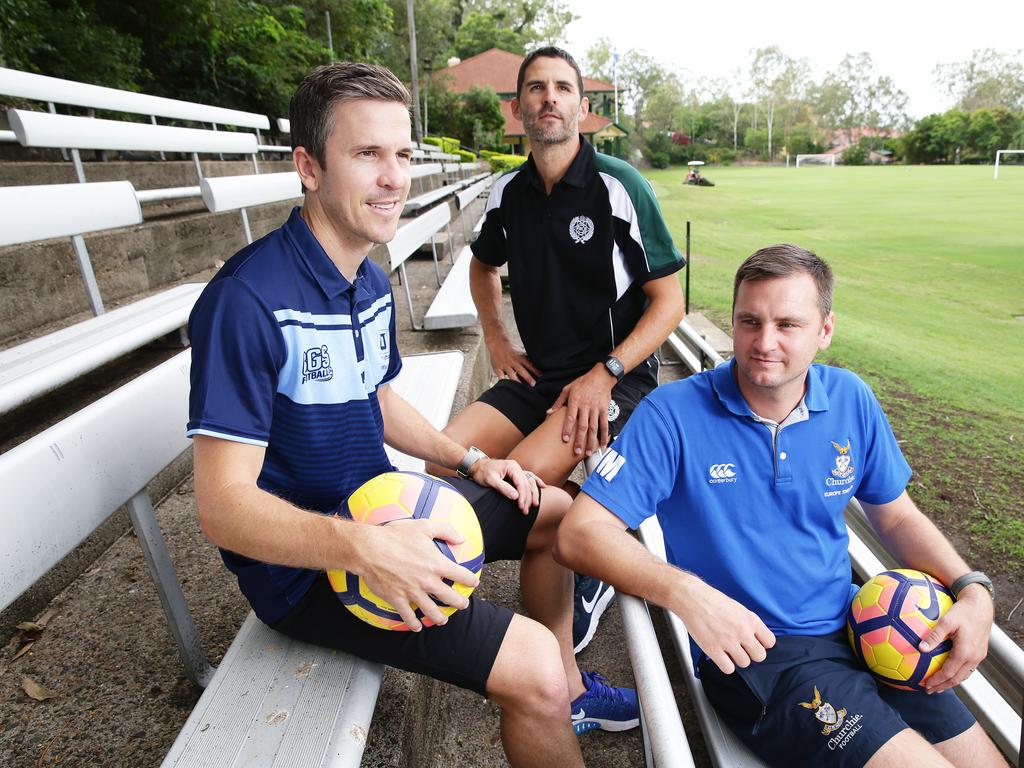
[525,108,577,147]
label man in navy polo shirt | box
[555,245,1005,767]
[429,46,686,654]
[187,62,639,766]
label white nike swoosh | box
[571,709,586,721]
[581,586,603,613]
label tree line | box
[1,2,1021,164]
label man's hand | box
[919,585,994,693]
[469,457,544,514]
[355,518,480,632]
[673,577,776,675]
[486,336,541,386]
[546,364,615,457]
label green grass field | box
[645,164,1024,421]
[644,164,1024,573]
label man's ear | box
[293,146,320,193]
[579,95,590,120]
[510,98,522,121]
[819,311,836,351]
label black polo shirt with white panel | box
[472,138,684,374]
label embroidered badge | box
[798,686,847,735]
[830,439,854,478]
[607,399,620,422]
[569,215,595,244]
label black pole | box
[684,220,691,315]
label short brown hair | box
[290,62,410,169]
[732,244,834,318]
[516,46,585,98]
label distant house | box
[824,126,904,163]
[434,48,628,156]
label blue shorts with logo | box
[698,631,975,767]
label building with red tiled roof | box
[435,48,627,155]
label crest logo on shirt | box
[569,215,595,244]
[830,439,854,479]
[607,398,621,422]
[379,331,388,352]
[302,345,334,383]
[708,463,737,483]
[798,686,848,735]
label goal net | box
[994,149,1024,179]
[795,153,836,167]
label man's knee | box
[525,485,572,552]
[488,618,571,718]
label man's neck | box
[300,203,368,284]
[737,373,808,424]
[531,135,581,194]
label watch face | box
[606,357,624,378]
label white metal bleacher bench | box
[403,171,489,214]
[200,171,303,244]
[0,347,465,768]
[386,202,456,330]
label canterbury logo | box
[594,450,625,482]
[709,463,736,479]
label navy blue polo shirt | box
[187,207,401,623]
[472,139,684,373]
[583,360,911,644]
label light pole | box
[406,0,423,144]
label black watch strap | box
[949,571,994,601]
[604,356,625,382]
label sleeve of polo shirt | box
[581,397,681,530]
[852,376,912,505]
[470,182,507,267]
[599,161,684,283]
[187,277,284,447]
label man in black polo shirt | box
[430,47,686,653]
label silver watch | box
[457,446,487,479]
[949,571,994,601]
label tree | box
[934,49,1024,112]
[619,50,666,133]
[457,84,505,149]
[816,52,908,147]
[452,11,523,58]
[460,0,575,51]
[749,46,807,159]
[382,0,457,81]
[645,74,684,133]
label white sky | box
[563,0,1024,119]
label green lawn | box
[644,164,1024,422]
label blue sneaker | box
[572,574,616,654]
[570,670,639,735]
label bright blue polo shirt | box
[582,359,911,647]
[187,207,401,623]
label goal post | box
[994,149,1024,179]
[795,153,836,167]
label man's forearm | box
[609,276,685,373]
[469,258,508,343]
[378,385,465,471]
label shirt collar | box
[524,135,594,193]
[711,358,830,418]
[282,206,372,301]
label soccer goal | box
[993,149,1024,179]
[795,153,836,167]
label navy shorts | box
[271,477,538,696]
[477,354,660,438]
[698,632,975,767]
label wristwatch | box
[457,446,487,479]
[949,571,995,601]
[603,355,625,383]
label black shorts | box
[271,477,539,695]
[699,632,976,767]
[477,354,660,438]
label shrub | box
[841,144,869,165]
[485,153,527,173]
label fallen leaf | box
[13,642,34,661]
[16,622,44,633]
[36,608,56,627]
[22,676,59,701]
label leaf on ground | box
[36,608,56,627]
[16,622,45,633]
[13,642,34,661]
[22,676,59,701]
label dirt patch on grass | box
[824,358,1024,647]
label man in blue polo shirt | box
[555,245,1005,767]
[187,62,639,766]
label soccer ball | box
[327,471,484,631]
[847,569,954,691]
